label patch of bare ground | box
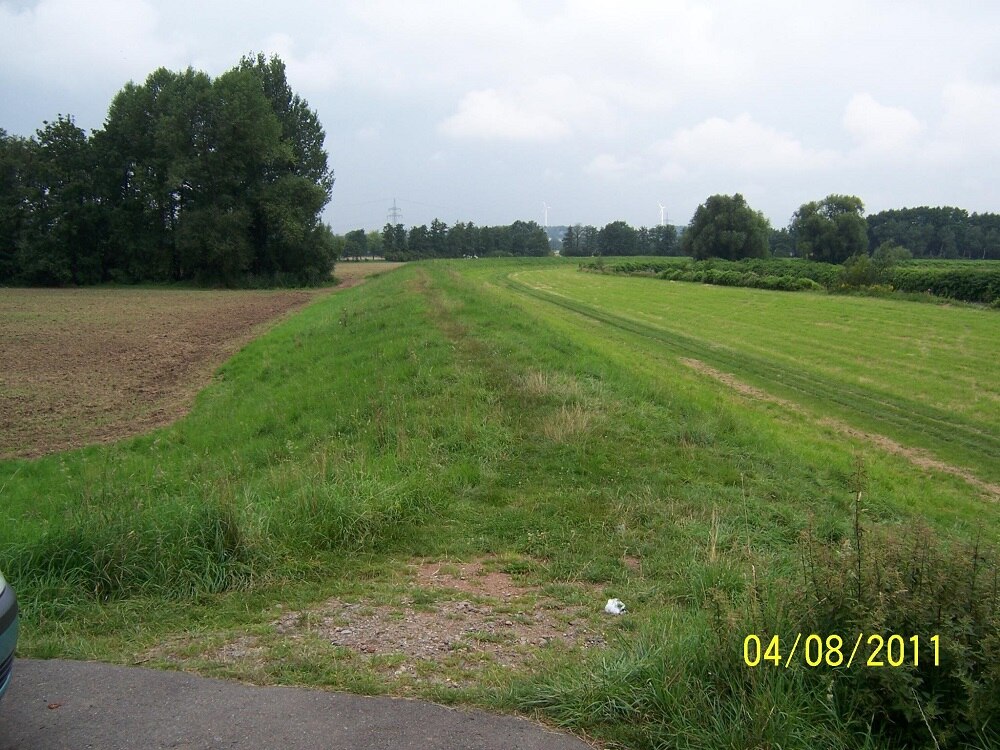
[270,559,607,685]
[334,261,403,286]
[146,558,611,689]
[680,357,1000,501]
[0,264,399,459]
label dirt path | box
[0,263,400,459]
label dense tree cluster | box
[790,194,869,263]
[561,222,678,256]
[377,219,550,261]
[867,206,1000,260]
[681,194,771,260]
[0,54,336,286]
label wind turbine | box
[657,202,667,227]
[542,202,550,227]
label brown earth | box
[272,561,607,681]
[144,557,613,690]
[0,263,400,459]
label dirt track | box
[0,263,399,459]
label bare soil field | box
[0,263,400,458]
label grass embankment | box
[1,259,997,748]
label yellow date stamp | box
[743,633,941,668]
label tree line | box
[0,54,336,287]
[335,219,679,260]
[680,194,1000,263]
[561,222,678,257]
[867,206,1000,260]
[336,219,552,261]
[342,197,1000,265]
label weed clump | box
[788,506,999,748]
[712,494,1000,749]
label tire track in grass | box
[506,273,1000,490]
[680,357,999,501]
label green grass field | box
[510,264,1000,485]
[2,259,997,749]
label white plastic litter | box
[604,598,626,615]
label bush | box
[718,497,1000,749]
[760,274,782,289]
[889,265,1000,304]
[840,253,880,287]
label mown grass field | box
[1,258,997,749]
[511,265,1000,488]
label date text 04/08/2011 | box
[743,634,940,669]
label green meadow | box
[2,259,997,749]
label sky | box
[2,0,1000,234]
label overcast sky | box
[2,0,1000,233]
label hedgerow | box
[582,257,1000,303]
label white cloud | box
[940,80,1000,156]
[583,153,638,179]
[843,93,924,156]
[0,0,184,89]
[439,75,615,142]
[439,88,571,141]
[655,114,838,173]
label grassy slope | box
[1,259,995,748]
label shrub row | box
[658,267,823,291]
[581,260,681,275]
[889,265,1000,303]
[583,257,1000,304]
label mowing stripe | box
[505,273,1000,482]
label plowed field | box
[0,263,399,458]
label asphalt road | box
[0,660,593,750]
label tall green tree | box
[343,229,367,259]
[597,220,638,255]
[580,225,599,256]
[177,67,287,283]
[408,224,430,257]
[237,53,335,281]
[18,116,102,285]
[650,224,679,255]
[381,222,407,260]
[238,53,334,199]
[561,224,582,256]
[681,193,770,260]
[96,67,216,281]
[447,221,475,257]
[365,230,383,259]
[509,220,550,256]
[791,194,867,264]
[0,130,37,281]
[429,218,449,257]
